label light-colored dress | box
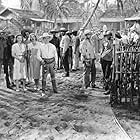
[12,43,27,80]
[28,42,41,79]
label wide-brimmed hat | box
[66,30,72,35]
[84,30,92,35]
[50,29,58,33]
[59,27,68,32]
[72,30,78,34]
[40,33,53,39]
[115,32,122,39]
[104,31,112,37]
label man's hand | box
[54,64,58,71]
[19,57,25,63]
[41,60,45,65]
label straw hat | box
[59,27,68,32]
[84,30,92,35]
[50,29,58,33]
[40,32,53,40]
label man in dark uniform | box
[50,29,60,69]
[0,32,7,79]
[3,34,15,88]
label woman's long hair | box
[15,34,24,43]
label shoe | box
[53,90,58,93]
[52,80,58,93]
[92,84,98,88]
[63,73,69,77]
[15,89,20,92]
[71,69,77,72]
[41,92,45,97]
[37,88,40,91]
[86,87,92,90]
[104,90,110,95]
[34,87,37,90]
[23,88,27,91]
[7,86,13,89]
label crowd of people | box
[0,24,140,97]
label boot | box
[42,80,46,93]
[52,80,58,93]
[34,79,40,90]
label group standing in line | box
[0,25,139,97]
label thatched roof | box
[56,17,82,23]
[0,8,42,19]
[99,8,125,23]
[125,11,140,21]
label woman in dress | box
[12,34,27,91]
[28,33,41,90]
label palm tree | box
[40,0,79,25]
[20,0,32,10]
[82,0,101,29]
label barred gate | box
[110,41,140,107]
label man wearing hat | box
[60,29,71,77]
[80,30,97,89]
[37,33,58,96]
[100,31,113,95]
[72,30,80,71]
[50,29,60,69]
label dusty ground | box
[113,104,140,140]
[0,68,138,140]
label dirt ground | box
[113,104,140,140]
[0,68,139,140]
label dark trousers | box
[69,46,73,69]
[84,59,96,88]
[4,59,14,88]
[0,59,2,78]
[57,49,61,69]
[100,58,112,83]
[63,49,69,75]
[42,60,57,92]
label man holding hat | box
[80,29,97,89]
[37,32,58,96]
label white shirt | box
[121,34,128,44]
[37,43,58,64]
[60,35,70,54]
[130,32,139,42]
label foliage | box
[40,0,79,20]
[20,0,32,10]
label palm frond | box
[20,0,32,10]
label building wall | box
[100,22,125,31]
[56,22,82,31]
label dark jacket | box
[50,35,60,51]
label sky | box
[2,0,115,9]
[2,0,20,8]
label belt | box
[42,57,55,64]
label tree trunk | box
[82,0,101,30]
